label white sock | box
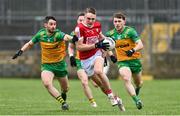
[107,93,114,98]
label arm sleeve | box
[128,28,140,42]
[105,31,110,37]
[31,32,41,44]
[56,31,66,41]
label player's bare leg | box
[41,70,68,110]
[94,57,118,106]
[91,74,125,111]
[77,69,97,107]
[119,67,143,109]
[41,70,60,98]
[91,79,99,88]
[91,75,105,92]
[133,72,143,96]
[57,76,69,110]
[57,76,69,101]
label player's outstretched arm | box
[12,40,34,59]
[63,34,79,43]
[12,50,23,59]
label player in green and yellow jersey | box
[106,12,143,110]
[12,16,78,110]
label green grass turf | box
[0,78,180,115]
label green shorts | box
[41,60,68,77]
[76,59,82,70]
[117,59,142,74]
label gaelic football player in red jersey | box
[74,7,125,111]
[68,12,98,107]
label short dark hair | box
[77,12,85,17]
[113,11,126,20]
[84,7,96,15]
[44,16,56,23]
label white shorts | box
[81,50,103,77]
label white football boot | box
[115,96,126,111]
[90,101,97,108]
[108,94,118,106]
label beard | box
[48,29,55,34]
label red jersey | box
[75,21,102,60]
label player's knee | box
[43,81,52,88]
[81,79,89,87]
[139,80,143,87]
[122,76,131,82]
[94,69,103,75]
[135,79,143,87]
[62,87,69,93]
[92,82,99,88]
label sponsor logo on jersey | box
[86,35,99,44]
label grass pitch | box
[0,78,180,115]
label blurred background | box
[0,0,180,79]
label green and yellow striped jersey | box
[106,26,141,61]
[32,28,66,64]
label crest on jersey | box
[47,38,51,42]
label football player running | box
[106,11,143,110]
[74,7,125,111]
[12,16,78,111]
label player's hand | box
[70,56,76,67]
[72,35,79,44]
[104,57,108,67]
[95,39,110,51]
[12,50,23,59]
[125,48,135,57]
[110,55,117,63]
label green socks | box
[132,95,140,103]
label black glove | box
[125,48,135,57]
[95,39,110,51]
[104,57,108,67]
[72,35,79,44]
[12,50,23,59]
[70,56,76,67]
[110,55,117,63]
